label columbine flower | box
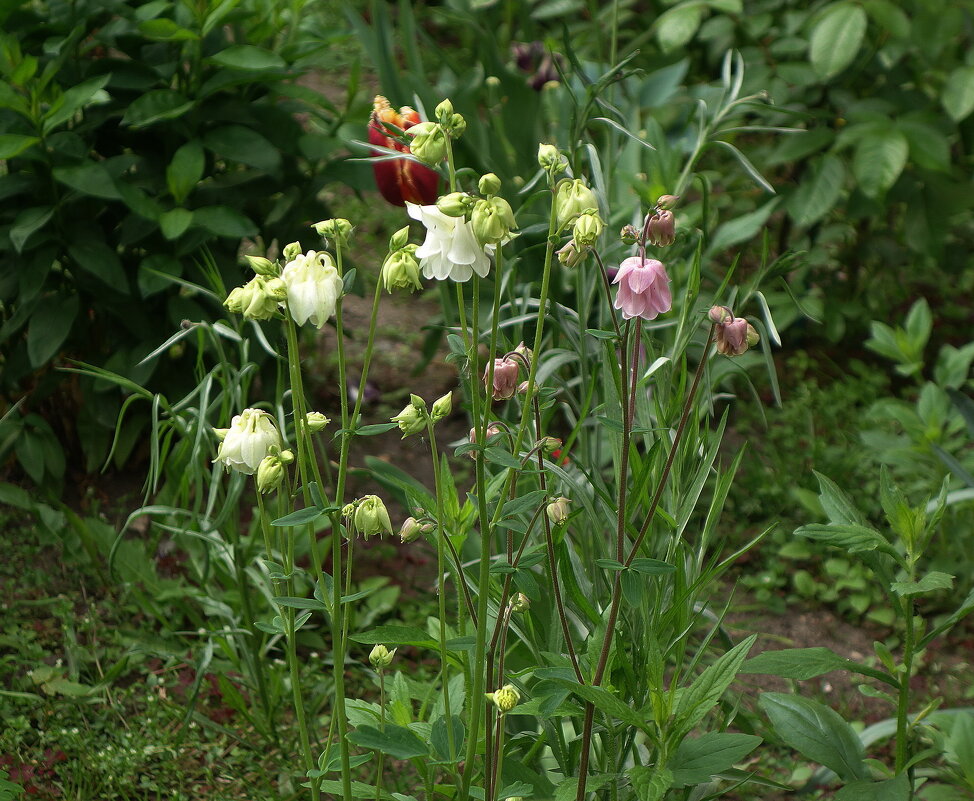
[486,684,521,713]
[612,257,672,321]
[546,497,571,525]
[647,209,675,247]
[711,308,760,356]
[369,96,440,207]
[391,394,428,438]
[354,495,393,539]
[214,409,281,475]
[486,357,520,401]
[369,644,396,669]
[554,179,598,228]
[282,250,343,329]
[407,203,493,282]
[466,424,502,459]
[381,245,423,293]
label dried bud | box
[514,341,533,365]
[486,683,521,712]
[369,644,396,669]
[306,411,331,432]
[431,391,453,422]
[486,357,520,401]
[546,497,571,526]
[620,224,640,245]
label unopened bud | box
[434,98,454,124]
[472,197,516,246]
[431,391,453,422]
[448,113,466,137]
[647,209,675,247]
[313,218,353,247]
[479,173,502,196]
[306,411,331,432]
[540,436,562,455]
[256,454,285,494]
[391,396,428,437]
[486,683,520,712]
[245,255,277,276]
[283,241,302,261]
[554,179,598,228]
[467,424,503,458]
[408,122,447,165]
[656,194,679,210]
[381,245,423,293]
[573,212,603,247]
[620,224,639,245]
[509,593,530,613]
[537,143,567,173]
[354,495,393,539]
[398,517,423,544]
[437,192,475,218]
[369,644,396,669]
[708,306,733,324]
[546,497,571,525]
[389,226,411,251]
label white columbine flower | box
[214,409,281,475]
[281,250,343,328]
[406,202,493,282]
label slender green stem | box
[895,593,916,778]
[375,670,386,801]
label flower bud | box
[554,179,598,228]
[467,424,503,459]
[245,255,277,276]
[540,436,562,455]
[408,122,447,165]
[486,684,521,713]
[471,197,516,246]
[391,396,428,437]
[398,517,423,544]
[278,449,294,464]
[434,98,454,124]
[486,357,520,401]
[354,495,393,539]
[448,113,466,138]
[283,241,302,261]
[620,224,640,245]
[573,212,603,247]
[224,276,280,321]
[656,194,679,210]
[436,192,475,218]
[478,172,502,196]
[746,323,760,348]
[537,143,566,173]
[509,593,530,613]
[256,454,285,494]
[546,497,571,526]
[381,245,423,294]
[369,644,396,669]
[306,411,331,432]
[513,342,533,367]
[708,306,733,324]
[389,225,411,252]
[431,391,453,422]
[647,209,675,247]
[715,317,750,356]
[556,240,586,269]
[313,218,353,247]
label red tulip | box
[369,95,440,207]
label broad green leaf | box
[0,134,39,158]
[760,692,868,780]
[862,0,910,38]
[814,471,867,526]
[788,154,844,227]
[166,140,205,203]
[942,66,974,122]
[810,3,867,79]
[10,206,54,252]
[669,732,762,787]
[674,634,757,738]
[795,522,893,554]
[121,90,193,127]
[270,506,326,527]
[629,558,676,575]
[68,240,127,288]
[192,206,257,238]
[891,571,954,596]
[347,724,428,759]
[349,625,435,646]
[42,74,111,133]
[429,715,465,762]
[138,18,199,40]
[271,595,328,610]
[709,198,780,253]
[834,773,910,800]
[209,45,287,71]
[629,765,673,801]
[898,119,950,172]
[159,208,194,240]
[554,774,618,801]
[655,4,703,54]
[27,294,79,367]
[53,162,121,200]
[202,125,280,172]
[853,129,908,198]
[551,679,649,730]
[744,647,897,687]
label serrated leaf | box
[760,692,868,780]
[629,765,673,801]
[810,3,867,79]
[942,66,974,122]
[794,523,892,554]
[853,129,908,198]
[669,732,762,788]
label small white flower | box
[281,250,343,328]
[213,409,281,475]
[406,202,494,282]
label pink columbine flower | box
[612,257,672,320]
[485,357,520,401]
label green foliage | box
[0,0,354,493]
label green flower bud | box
[278,449,294,464]
[573,212,603,247]
[546,496,571,525]
[224,284,254,315]
[656,194,679,210]
[389,225,411,252]
[305,411,331,433]
[256,454,285,494]
[746,322,760,348]
[537,143,566,173]
[431,391,453,422]
[224,276,280,321]
[369,644,397,669]
[264,276,288,302]
[486,684,521,713]
[436,192,475,218]
[283,241,302,262]
[381,245,423,294]
[391,396,428,437]
[708,306,733,325]
[313,218,353,247]
[434,98,454,124]
[398,517,423,544]
[620,224,640,245]
[245,255,277,276]
[354,495,393,539]
[471,197,516,246]
[408,121,447,165]
[540,436,562,455]
[448,113,466,138]
[554,179,598,228]
[478,172,502,196]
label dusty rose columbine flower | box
[485,357,520,401]
[407,202,493,281]
[369,96,440,206]
[612,257,672,321]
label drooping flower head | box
[485,356,520,401]
[214,409,281,475]
[709,306,760,356]
[281,250,343,329]
[369,96,440,207]
[407,202,493,282]
[612,257,672,321]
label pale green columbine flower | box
[224,276,285,321]
[407,202,493,282]
[573,212,603,247]
[214,409,281,475]
[471,197,517,247]
[486,684,520,713]
[369,644,397,669]
[381,245,423,293]
[408,122,447,165]
[354,495,393,539]
[281,250,343,329]
[256,453,286,494]
[392,394,428,437]
[313,218,353,247]
[305,411,331,432]
[546,496,571,526]
[554,178,598,228]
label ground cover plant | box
[3,2,974,800]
